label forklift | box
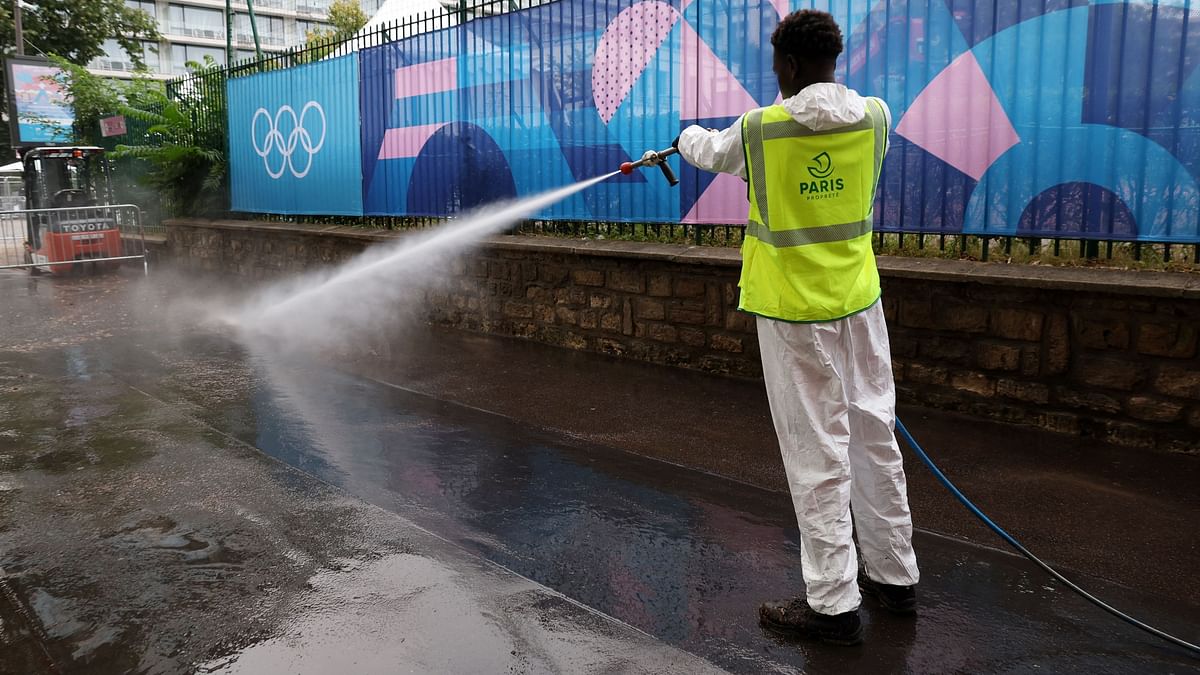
[21,146,123,274]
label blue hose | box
[894,416,1200,657]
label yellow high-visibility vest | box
[739,97,888,322]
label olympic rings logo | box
[251,101,326,179]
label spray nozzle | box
[618,147,680,186]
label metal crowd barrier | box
[0,205,148,275]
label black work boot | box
[758,598,863,646]
[858,571,917,615]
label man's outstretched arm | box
[676,118,747,179]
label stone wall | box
[167,219,1200,453]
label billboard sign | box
[4,56,73,146]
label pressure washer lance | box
[619,147,680,186]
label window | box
[125,0,156,18]
[171,44,226,74]
[296,0,331,16]
[89,39,159,72]
[167,4,224,39]
[234,14,286,46]
[142,41,161,72]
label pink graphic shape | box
[680,21,760,120]
[682,172,748,224]
[394,58,458,99]
[378,123,448,160]
[895,51,1020,181]
[592,2,680,124]
[768,0,789,19]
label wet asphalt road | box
[0,269,1198,673]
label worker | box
[674,9,919,645]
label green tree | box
[112,58,227,217]
[305,0,369,43]
[44,56,163,146]
[0,0,160,68]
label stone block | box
[899,298,933,329]
[564,332,588,350]
[1020,347,1040,376]
[555,306,578,326]
[1039,412,1081,436]
[671,307,707,325]
[1126,396,1184,423]
[680,328,706,347]
[540,264,568,285]
[1188,407,1200,429]
[882,297,898,322]
[1154,369,1200,400]
[975,343,1021,371]
[579,310,599,330]
[996,379,1049,404]
[1137,322,1198,359]
[648,323,677,343]
[502,301,533,319]
[622,299,634,336]
[890,336,919,358]
[648,273,672,297]
[572,269,605,287]
[600,312,621,332]
[950,372,995,397]
[1045,313,1070,375]
[674,278,706,298]
[706,284,724,326]
[1100,421,1157,449]
[725,311,756,333]
[935,305,990,333]
[634,298,666,321]
[991,308,1044,341]
[724,283,739,305]
[526,286,553,303]
[1075,356,1142,391]
[1075,316,1130,350]
[906,363,949,385]
[710,334,744,353]
[607,269,644,293]
[587,293,612,309]
[597,338,625,356]
[1053,388,1122,414]
[534,304,555,324]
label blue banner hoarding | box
[228,55,364,215]
[225,0,1200,243]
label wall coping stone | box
[167,218,1200,299]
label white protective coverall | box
[678,83,920,615]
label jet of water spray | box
[232,171,620,350]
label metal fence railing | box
[0,205,149,275]
[147,0,1200,268]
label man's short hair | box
[771,10,843,64]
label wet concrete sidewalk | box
[0,270,1198,673]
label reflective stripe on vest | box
[738,97,889,322]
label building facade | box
[88,0,386,79]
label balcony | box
[235,32,288,47]
[167,24,226,40]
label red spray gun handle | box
[619,147,680,187]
